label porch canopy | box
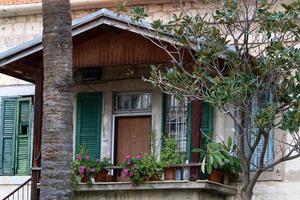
[0,9,182,83]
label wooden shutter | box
[200,102,213,158]
[15,98,32,175]
[0,98,17,175]
[250,91,274,171]
[76,92,102,159]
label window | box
[0,97,32,175]
[164,95,189,160]
[163,95,213,162]
[238,90,274,171]
[114,92,152,113]
[249,91,274,171]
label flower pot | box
[145,176,160,182]
[223,174,230,184]
[94,169,109,182]
[81,176,89,183]
[105,174,116,182]
[208,170,224,183]
[164,167,176,180]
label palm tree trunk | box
[40,0,73,199]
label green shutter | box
[186,102,192,162]
[76,92,102,159]
[250,91,274,171]
[15,98,32,175]
[200,102,213,158]
[0,98,17,175]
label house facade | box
[0,1,299,200]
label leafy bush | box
[160,135,183,168]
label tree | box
[40,0,73,199]
[126,0,300,199]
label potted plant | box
[121,153,163,184]
[160,136,183,180]
[94,158,112,182]
[194,136,241,184]
[72,150,97,190]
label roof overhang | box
[0,9,175,67]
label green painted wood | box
[0,98,17,175]
[186,102,192,162]
[200,102,213,159]
[76,92,102,159]
[15,98,32,175]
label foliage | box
[72,148,112,190]
[194,137,241,178]
[94,157,111,173]
[72,148,96,189]
[160,135,184,168]
[122,1,300,199]
[121,153,163,184]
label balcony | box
[74,164,237,200]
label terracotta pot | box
[105,174,116,182]
[164,167,176,180]
[223,174,230,184]
[208,170,224,183]
[94,169,109,182]
[81,176,89,183]
[145,176,160,182]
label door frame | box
[111,112,152,165]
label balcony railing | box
[2,178,31,200]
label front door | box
[115,116,151,165]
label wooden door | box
[115,116,151,165]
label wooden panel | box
[0,98,17,175]
[16,98,32,175]
[31,69,43,200]
[115,116,151,165]
[73,27,172,67]
[190,100,202,180]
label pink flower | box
[85,155,90,161]
[125,155,131,159]
[122,168,129,177]
[90,168,96,173]
[77,154,82,161]
[96,159,100,163]
[79,165,86,175]
[129,172,134,177]
[136,154,143,160]
[79,169,85,175]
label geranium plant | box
[72,149,97,190]
[95,157,111,173]
[121,153,163,184]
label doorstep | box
[78,180,237,195]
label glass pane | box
[165,95,188,161]
[114,92,152,112]
[19,100,30,135]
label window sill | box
[78,180,237,195]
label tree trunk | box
[40,0,73,199]
[240,190,253,200]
